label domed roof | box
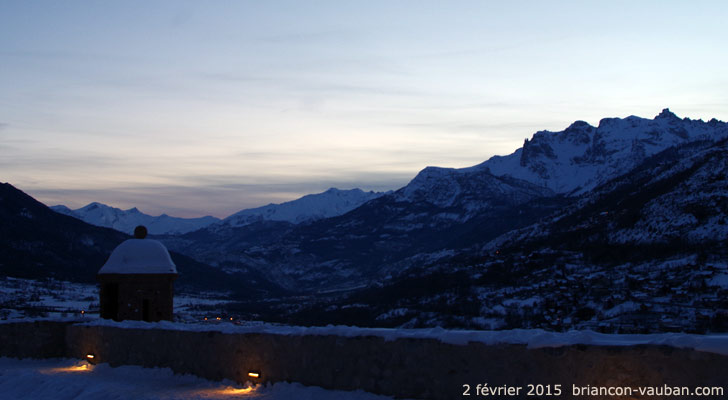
[98,239,177,274]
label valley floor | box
[0,277,229,322]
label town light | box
[248,371,260,379]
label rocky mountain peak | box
[656,107,679,121]
[486,109,727,194]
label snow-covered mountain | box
[395,165,553,210]
[486,136,728,250]
[51,203,220,235]
[219,188,385,228]
[51,188,383,235]
[385,109,727,213]
[473,109,726,194]
[266,136,728,332]
[163,108,728,295]
[165,169,561,291]
[5,108,728,333]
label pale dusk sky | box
[1,1,726,217]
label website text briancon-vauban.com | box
[462,383,725,397]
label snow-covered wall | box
[2,321,727,399]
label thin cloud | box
[255,29,361,45]
[293,82,425,98]
[0,152,127,170]
[409,33,573,60]
[197,72,275,83]
[390,120,546,134]
[0,49,131,64]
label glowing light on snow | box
[224,387,255,395]
[191,386,257,397]
[41,363,94,374]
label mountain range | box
[160,109,728,291]
[220,188,385,228]
[0,183,284,298]
[335,136,728,332]
[254,110,728,331]
[52,188,384,235]
[3,108,727,332]
[51,203,220,235]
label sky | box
[1,1,727,218]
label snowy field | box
[0,358,398,400]
[0,277,230,321]
[0,277,97,320]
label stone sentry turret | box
[97,225,177,322]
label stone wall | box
[2,321,728,399]
[0,320,69,359]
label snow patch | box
[0,358,397,400]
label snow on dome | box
[98,239,177,274]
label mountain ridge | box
[51,202,220,235]
[52,187,386,235]
[272,137,728,331]
[51,109,727,238]
[4,108,728,332]
[219,187,386,228]
[470,108,726,194]
[162,108,728,294]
